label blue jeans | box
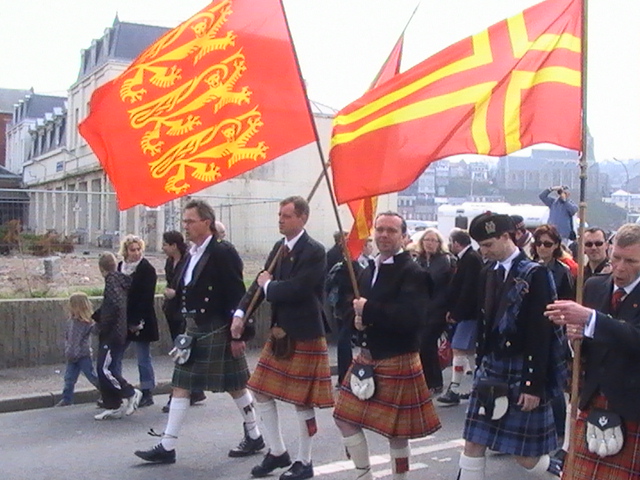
[62,356,99,403]
[126,341,155,390]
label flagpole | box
[277,0,361,297]
[566,0,589,477]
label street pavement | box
[0,349,525,479]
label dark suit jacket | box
[416,252,455,326]
[118,258,159,343]
[582,275,640,421]
[355,251,429,360]
[448,247,483,321]
[477,252,555,396]
[177,238,245,328]
[163,253,190,321]
[238,231,326,341]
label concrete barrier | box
[0,296,272,369]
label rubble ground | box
[0,249,264,299]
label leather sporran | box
[586,409,624,457]
[270,326,294,360]
[350,362,375,400]
[169,334,195,365]
[475,378,509,420]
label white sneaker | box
[94,408,124,420]
[124,389,143,416]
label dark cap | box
[510,215,525,230]
[469,212,515,242]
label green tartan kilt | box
[172,324,250,393]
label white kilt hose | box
[463,354,559,457]
[172,324,250,392]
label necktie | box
[610,287,625,315]
[282,244,291,258]
[496,265,506,283]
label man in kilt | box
[437,228,483,406]
[135,200,263,464]
[231,196,333,480]
[546,222,640,480]
[333,211,441,480]
[458,212,567,479]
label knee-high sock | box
[458,453,486,480]
[161,397,189,451]
[525,455,556,479]
[390,442,410,479]
[295,408,316,464]
[465,354,476,374]
[562,393,571,451]
[344,430,371,479]
[256,399,286,456]
[451,355,467,389]
[234,391,261,439]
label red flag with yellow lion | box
[79,0,315,209]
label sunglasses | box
[584,241,605,248]
[534,241,556,248]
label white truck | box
[436,202,551,237]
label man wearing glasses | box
[135,200,263,464]
[583,227,612,281]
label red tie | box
[610,288,625,315]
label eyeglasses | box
[534,241,556,248]
[182,218,204,225]
[584,241,605,248]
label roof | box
[78,19,170,80]
[0,88,32,113]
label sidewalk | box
[0,344,338,414]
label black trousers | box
[419,318,447,391]
[97,342,135,409]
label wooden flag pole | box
[565,0,589,477]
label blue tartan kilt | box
[463,354,558,457]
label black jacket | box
[177,238,245,328]
[448,247,483,321]
[582,275,640,421]
[416,253,455,326]
[238,231,326,341]
[477,252,555,396]
[353,251,429,360]
[118,258,159,343]
[96,271,131,346]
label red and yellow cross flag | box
[79,0,316,210]
[330,0,581,205]
[344,34,404,260]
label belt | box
[184,312,227,332]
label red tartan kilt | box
[333,352,441,439]
[566,393,640,480]
[247,336,334,408]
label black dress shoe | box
[139,390,154,408]
[251,451,292,478]
[190,391,206,405]
[280,461,313,480]
[134,443,176,464]
[228,426,265,457]
[437,389,461,405]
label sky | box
[1,0,639,161]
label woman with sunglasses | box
[531,225,575,301]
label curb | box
[0,381,173,414]
[0,365,338,414]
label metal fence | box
[0,187,284,255]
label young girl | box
[56,292,99,406]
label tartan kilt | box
[565,393,640,480]
[450,320,478,351]
[247,336,333,408]
[172,324,250,393]
[463,354,558,457]
[333,352,441,439]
